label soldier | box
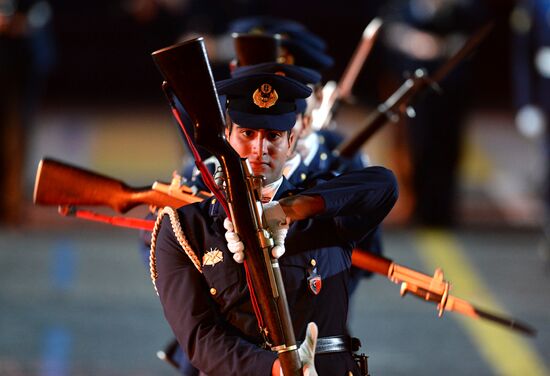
[150,72,398,375]
[511,0,550,222]
[224,19,383,291]
[375,0,489,227]
[149,21,384,373]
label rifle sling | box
[63,207,155,231]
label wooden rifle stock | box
[33,158,195,213]
[152,38,301,375]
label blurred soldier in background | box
[375,0,489,227]
[511,0,550,226]
[0,0,55,225]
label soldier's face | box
[227,124,294,184]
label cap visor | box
[228,109,296,131]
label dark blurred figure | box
[511,0,550,220]
[0,0,55,225]
[376,0,489,227]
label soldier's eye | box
[241,129,255,138]
[267,132,283,141]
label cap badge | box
[253,83,278,108]
[203,247,223,266]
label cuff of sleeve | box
[264,201,289,226]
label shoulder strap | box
[149,206,202,295]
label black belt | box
[296,335,361,355]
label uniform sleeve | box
[154,215,277,376]
[298,166,398,246]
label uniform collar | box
[299,132,319,167]
[262,177,283,203]
[282,153,303,179]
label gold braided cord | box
[149,207,202,295]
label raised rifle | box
[33,157,208,230]
[152,38,302,375]
[335,22,494,158]
[34,157,534,337]
[352,250,536,336]
[311,18,383,131]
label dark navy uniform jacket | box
[153,167,397,376]
[299,129,383,287]
[284,156,311,186]
[307,130,365,175]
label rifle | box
[33,158,209,229]
[311,18,383,131]
[152,38,302,375]
[34,158,533,337]
[352,250,536,336]
[335,22,494,158]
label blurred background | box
[1,0,549,375]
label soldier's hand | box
[263,201,290,259]
[223,217,245,263]
[298,322,319,376]
[272,322,318,376]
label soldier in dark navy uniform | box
[225,18,384,292]
[150,73,398,375]
[511,0,550,263]
[511,0,550,218]
[148,21,385,373]
[376,0,488,227]
[231,24,385,287]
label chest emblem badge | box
[202,247,223,267]
[307,266,322,295]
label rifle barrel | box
[338,18,382,99]
[446,296,537,337]
[351,249,537,337]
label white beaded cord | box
[149,206,202,295]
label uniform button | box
[310,259,317,266]
[300,173,307,181]
[210,287,217,295]
[211,198,217,205]
[320,153,327,161]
